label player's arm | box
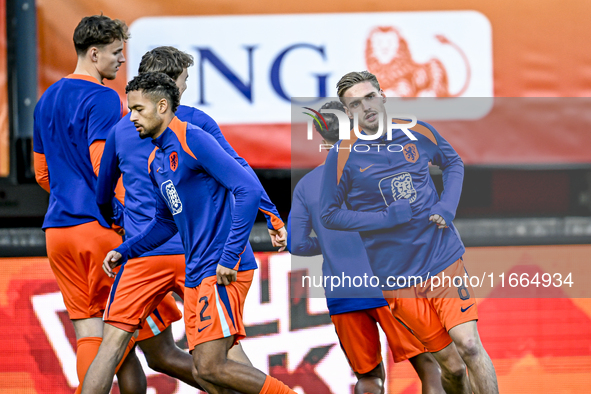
[33,106,50,193]
[320,147,412,231]
[423,123,464,228]
[194,111,285,238]
[104,179,178,277]
[34,153,50,193]
[96,128,123,226]
[88,90,126,228]
[287,183,321,256]
[187,131,263,282]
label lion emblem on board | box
[365,26,470,98]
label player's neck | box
[73,59,104,84]
[152,113,175,140]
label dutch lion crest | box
[378,172,417,206]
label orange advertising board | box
[1,247,591,393]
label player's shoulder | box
[410,119,440,146]
[166,118,210,160]
[177,105,217,130]
[185,121,217,143]
[297,166,323,191]
[110,113,134,140]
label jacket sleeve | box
[96,128,122,226]
[320,147,412,232]
[114,176,178,259]
[194,111,283,230]
[424,123,464,225]
[33,100,50,193]
[287,184,321,256]
[187,131,263,270]
[34,153,50,193]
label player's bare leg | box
[116,348,147,394]
[72,317,105,394]
[72,317,104,340]
[449,321,498,394]
[138,325,252,390]
[430,342,471,394]
[353,362,384,394]
[81,323,135,394]
[193,335,296,394]
[408,353,445,394]
[75,318,145,394]
[139,325,204,389]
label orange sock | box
[114,337,137,373]
[75,336,102,394]
[259,375,297,394]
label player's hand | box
[112,224,125,237]
[103,250,122,278]
[268,226,287,252]
[216,264,237,285]
[429,214,448,229]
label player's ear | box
[344,105,353,120]
[380,89,386,102]
[157,98,168,114]
[89,47,99,62]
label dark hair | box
[336,71,381,99]
[138,46,194,81]
[315,101,350,143]
[126,72,180,113]
[73,15,129,56]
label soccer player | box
[93,72,296,394]
[288,101,444,394]
[85,46,285,392]
[32,15,145,393]
[320,71,498,394]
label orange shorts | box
[46,221,121,319]
[383,259,478,352]
[135,292,183,342]
[184,270,254,351]
[331,306,427,374]
[103,254,185,331]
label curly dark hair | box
[314,101,350,143]
[138,46,194,81]
[126,72,180,113]
[73,14,129,56]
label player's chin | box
[104,71,118,80]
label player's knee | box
[440,359,467,382]
[195,358,225,385]
[191,364,201,383]
[143,352,167,374]
[455,336,482,362]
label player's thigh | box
[83,221,122,314]
[428,259,479,332]
[104,254,183,332]
[46,226,90,318]
[331,309,382,375]
[391,297,452,353]
[184,270,254,352]
[136,292,183,342]
[371,305,428,363]
[46,221,118,319]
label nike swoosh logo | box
[157,167,161,173]
[197,324,212,333]
[461,304,475,313]
[360,164,374,172]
